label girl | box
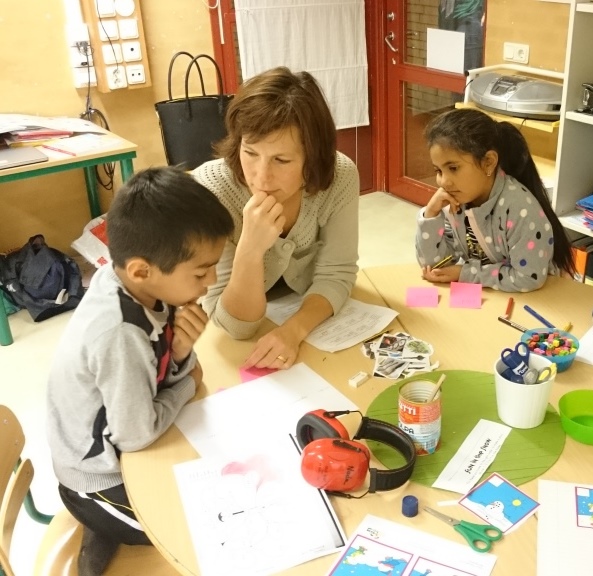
[416,108,574,291]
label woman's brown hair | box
[215,67,337,194]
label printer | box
[469,72,563,121]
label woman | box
[193,67,360,369]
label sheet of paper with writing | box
[266,294,398,352]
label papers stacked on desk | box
[174,364,357,576]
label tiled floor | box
[1,190,420,574]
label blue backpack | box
[0,234,84,321]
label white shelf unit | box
[554,1,593,237]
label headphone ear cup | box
[300,438,370,492]
[295,409,350,450]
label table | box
[121,266,593,576]
[0,130,137,346]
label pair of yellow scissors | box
[424,507,503,553]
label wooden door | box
[377,0,484,206]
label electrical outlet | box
[106,65,127,90]
[122,41,141,62]
[73,66,97,88]
[70,44,93,68]
[503,42,530,64]
[102,43,123,65]
[126,64,145,84]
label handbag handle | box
[167,51,206,100]
[183,54,227,120]
[184,54,225,98]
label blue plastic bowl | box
[521,328,579,373]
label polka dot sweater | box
[192,152,360,339]
[415,170,557,292]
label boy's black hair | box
[107,166,233,273]
[425,108,575,276]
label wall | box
[0,0,571,255]
[0,0,216,254]
[485,0,569,71]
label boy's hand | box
[242,325,301,370]
[421,264,462,284]
[172,303,208,364]
[425,187,460,218]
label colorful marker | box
[432,255,454,270]
[523,305,555,329]
[502,297,514,320]
[498,316,527,333]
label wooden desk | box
[0,130,137,346]
[121,267,593,576]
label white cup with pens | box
[493,352,556,429]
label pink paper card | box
[239,366,277,383]
[449,282,482,308]
[406,286,439,308]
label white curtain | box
[235,0,369,130]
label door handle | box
[384,32,398,53]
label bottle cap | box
[402,495,419,517]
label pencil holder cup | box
[521,328,579,373]
[494,354,556,429]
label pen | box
[498,316,527,333]
[523,305,554,329]
[41,145,76,157]
[432,255,453,270]
[502,297,514,320]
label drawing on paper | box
[174,438,346,576]
[410,556,478,576]
[575,486,593,528]
[328,534,412,575]
[460,472,539,532]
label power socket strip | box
[106,65,128,90]
[126,64,145,84]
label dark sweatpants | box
[58,483,152,546]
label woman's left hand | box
[421,264,462,284]
[242,325,302,370]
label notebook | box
[0,146,48,170]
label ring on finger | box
[276,355,288,363]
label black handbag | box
[155,52,233,171]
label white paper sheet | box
[325,514,496,576]
[266,294,398,352]
[576,325,593,365]
[427,28,465,74]
[432,419,511,494]
[175,363,358,458]
[537,479,593,576]
[174,435,346,576]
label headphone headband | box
[353,416,416,492]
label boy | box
[46,166,234,575]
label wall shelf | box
[565,111,593,126]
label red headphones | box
[296,409,416,495]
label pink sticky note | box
[239,366,278,383]
[406,286,439,308]
[449,282,483,308]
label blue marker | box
[523,305,555,329]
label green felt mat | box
[366,370,565,488]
